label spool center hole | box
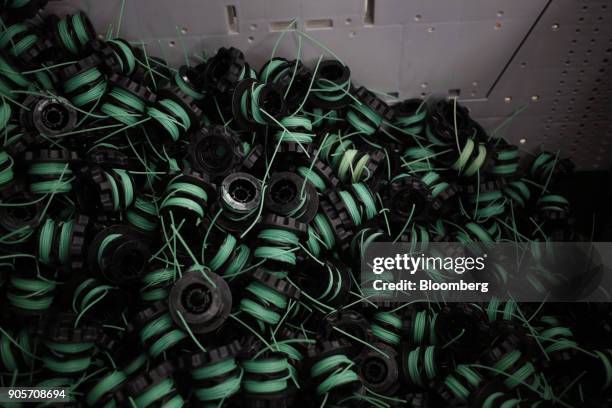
[41,104,69,130]
[182,283,212,313]
[120,250,146,278]
[260,88,283,116]
[395,189,427,217]
[229,178,257,203]
[320,63,344,82]
[198,137,231,171]
[363,357,388,384]
[270,179,298,205]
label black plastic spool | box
[214,171,262,233]
[356,342,399,395]
[264,171,319,223]
[317,196,352,253]
[187,126,246,181]
[20,95,77,136]
[309,60,352,109]
[87,225,150,286]
[203,46,248,96]
[168,269,232,334]
[321,310,373,357]
[260,57,313,112]
[232,78,287,130]
[386,175,434,226]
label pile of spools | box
[0,1,610,407]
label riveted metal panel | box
[47,0,611,170]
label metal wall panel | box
[47,0,612,169]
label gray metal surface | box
[48,0,612,170]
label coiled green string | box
[206,233,250,278]
[141,267,176,301]
[63,67,107,107]
[346,100,384,136]
[147,99,191,142]
[28,162,73,194]
[451,138,487,177]
[443,365,482,402]
[394,104,427,137]
[127,197,159,232]
[0,328,34,373]
[0,54,30,89]
[57,13,92,54]
[320,133,369,183]
[310,354,360,396]
[0,150,15,185]
[420,172,450,198]
[101,87,147,125]
[491,146,519,176]
[311,213,336,250]
[351,227,384,259]
[254,229,300,267]
[86,370,127,406]
[490,350,539,389]
[134,377,184,407]
[410,310,438,345]
[243,357,292,394]
[275,115,315,143]
[371,311,402,346]
[405,346,438,387]
[43,341,95,375]
[297,166,327,191]
[160,179,209,219]
[402,146,437,172]
[486,299,517,322]
[7,275,56,312]
[240,281,288,326]
[0,22,38,57]
[105,169,135,211]
[72,278,115,324]
[97,233,122,269]
[240,82,273,125]
[468,189,506,221]
[192,357,242,402]
[314,75,351,103]
[175,71,204,100]
[139,313,187,358]
[109,39,136,75]
[537,194,569,213]
[503,181,530,208]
